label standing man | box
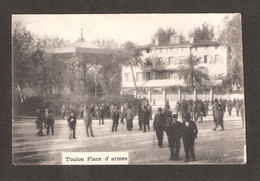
[196,100,203,123]
[61,105,66,119]
[125,105,134,131]
[137,103,143,131]
[112,107,120,132]
[99,104,105,125]
[36,107,45,136]
[153,107,165,148]
[235,100,241,116]
[46,109,55,136]
[227,100,233,116]
[212,99,225,131]
[67,111,77,139]
[142,106,151,133]
[182,114,198,162]
[84,106,95,137]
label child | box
[67,112,77,139]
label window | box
[145,58,152,66]
[204,55,208,63]
[156,72,166,79]
[157,57,164,65]
[215,55,220,63]
[136,72,143,82]
[146,72,151,80]
[168,57,174,64]
[146,49,150,53]
[179,56,184,64]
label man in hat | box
[182,114,198,162]
[142,105,151,132]
[112,107,120,132]
[165,113,183,160]
[153,107,166,148]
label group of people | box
[35,97,244,162]
[35,107,55,136]
[153,105,198,162]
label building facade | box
[122,35,228,93]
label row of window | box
[144,46,219,54]
[144,54,222,66]
[123,71,180,82]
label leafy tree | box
[218,14,243,89]
[176,53,209,88]
[190,23,215,43]
[91,38,119,49]
[151,27,177,45]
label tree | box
[190,23,215,43]
[177,53,209,88]
[218,14,243,89]
[91,38,119,49]
[151,27,177,45]
[122,41,143,94]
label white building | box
[121,35,228,93]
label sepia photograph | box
[12,13,245,165]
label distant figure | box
[125,106,134,131]
[235,101,240,116]
[142,106,151,133]
[241,103,245,128]
[182,114,198,162]
[212,99,224,131]
[84,107,94,137]
[99,104,105,125]
[120,104,126,124]
[46,109,55,136]
[36,108,45,136]
[153,107,165,148]
[67,112,77,139]
[61,105,66,119]
[137,103,143,130]
[112,107,120,132]
[227,100,233,116]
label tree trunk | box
[130,59,137,96]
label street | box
[12,110,246,165]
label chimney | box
[189,37,194,44]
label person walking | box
[182,114,198,162]
[67,111,77,139]
[84,106,94,137]
[137,103,143,131]
[112,107,120,132]
[99,104,105,125]
[235,101,240,116]
[153,107,166,148]
[61,105,66,119]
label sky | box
[12,14,235,45]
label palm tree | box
[227,60,243,89]
[177,53,209,88]
[122,41,143,94]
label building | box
[121,35,227,94]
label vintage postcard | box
[12,13,245,165]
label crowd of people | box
[34,97,244,162]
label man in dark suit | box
[153,107,165,148]
[112,107,120,132]
[142,106,151,132]
[46,109,55,136]
[182,114,198,162]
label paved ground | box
[12,110,246,165]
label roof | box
[142,41,223,50]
